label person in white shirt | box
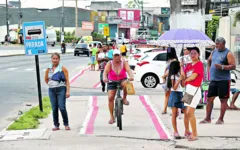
[97,44,109,92]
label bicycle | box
[108,79,125,130]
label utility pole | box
[18,0,22,30]
[75,0,78,34]
[6,0,9,36]
[61,0,65,42]
[141,1,144,38]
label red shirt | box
[184,61,204,87]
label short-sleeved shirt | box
[91,47,98,56]
[184,61,204,87]
[171,74,183,92]
[108,49,114,59]
[98,52,108,70]
[120,45,127,53]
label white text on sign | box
[26,41,44,48]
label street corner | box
[70,67,101,89]
[79,95,171,141]
[0,128,49,141]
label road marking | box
[25,68,34,71]
[139,95,171,140]
[93,81,101,89]
[6,68,18,71]
[79,96,99,135]
[70,66,90,85]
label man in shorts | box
[200,37,236,124]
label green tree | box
[207,16,220,40]
[233,11,240,27]
[230,0,240,5]
[126,0,144,8]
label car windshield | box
[76,44,88,48]
[134,49,141,54]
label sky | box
[0,0,170,9]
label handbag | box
[126,81,135,95]
[181,88,199,105]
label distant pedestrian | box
[90,43,98,71]
[120,42,127,60]
[45,53,71,131]
[200,37,236,125]
[108,43,114,60]
[98,44,109,92]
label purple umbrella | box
[156,29,215,47]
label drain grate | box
[23,132,30,136]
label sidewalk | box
[0,93,239,149]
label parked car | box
[117,37,130,44]
[130,39,147,44]
[134,51,167,88]
[74,43,90,57]
[128,48,165,70]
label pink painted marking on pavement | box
[70,67,90,84]
[139,96,169,139]
[85,96,99,134]
[93,81,101,89]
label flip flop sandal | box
[52,127,60,131]
[215,120,224,125]
[199,120,211,124]
[123,100,129,105]
[65,126,71,130]
[162,111,167,115]
[184,132,192,138]
[188,135,198,141]
[108,120,115,124]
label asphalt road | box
[0,44,74,51]
[0,54,89,125]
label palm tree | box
[126,0,144,8]
[233,11,240,27]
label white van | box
[46,28,57,47]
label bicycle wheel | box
[114,99,119,127]
[116,98,123,130]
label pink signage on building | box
[118,9,140,28]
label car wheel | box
[74,53,76,56]
[77,54,80,56]
[141,73,159,88]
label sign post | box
[23,21,48,112]
[104,26,110,44]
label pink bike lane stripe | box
[70,66,90,84]
[139,96,169,139]
[85,96,99,134]
[93,81,101,89]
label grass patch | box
[7,97,52,130]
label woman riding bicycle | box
[103,50,134,124]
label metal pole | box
[35,55,43,112]
[220,3,222,17]
[75,0,78,33]
[18,0,21,29]
[141,1,144,39]
[6,0,9,36]
[61,0,65,42]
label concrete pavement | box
[1,68,240,149]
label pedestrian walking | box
[167,61,190,139]
[98,44,109,92]
[96,43,103,71]
[181,47,204,141]
[200,37,236,125]
[45,53,71,131]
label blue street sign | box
[23,21,48,56]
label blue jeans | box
[48,86,69,127]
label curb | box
[0,52,74,57]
